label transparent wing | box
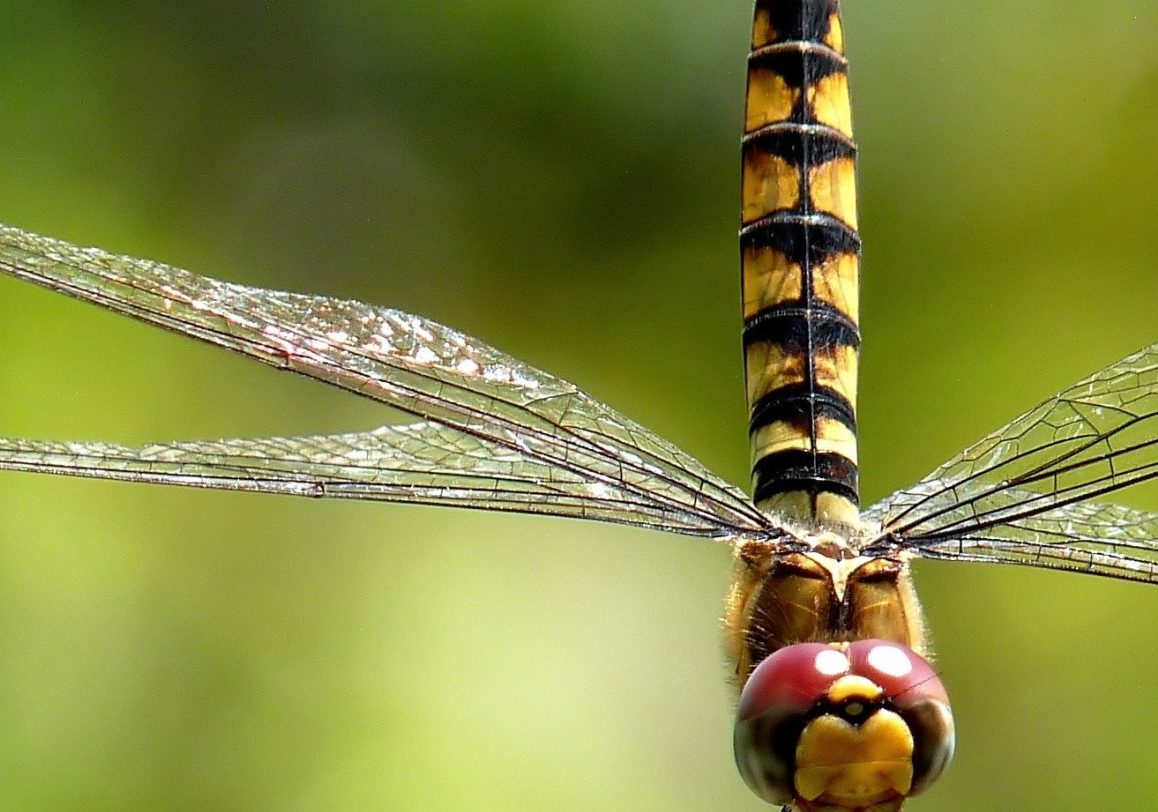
[0,223,774,539]
[863,343,1158,583]
[0,423,737,534]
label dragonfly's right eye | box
[733,641,954,809]
[733,643,837,804]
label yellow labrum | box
[740,0,861,527]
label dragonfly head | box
[733,640,954,810]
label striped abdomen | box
[740,0,860,527]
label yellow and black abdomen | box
[741,0,860,527]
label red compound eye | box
[844,640,955,795]
[736,643,851,722]
[734,643,854,804]
[846,639,950,710]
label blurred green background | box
[0,1,1155,810]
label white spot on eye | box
[456,358,480,376]
[814,649,850,676]
[867,645,913,678]
[413,347,438,364]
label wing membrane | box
[0,422,739,534]
[865,343,1158,583]
[0,223,772,538]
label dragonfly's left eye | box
[733,640,955,808]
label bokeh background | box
[1,2,1155,810]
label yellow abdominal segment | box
[741,0,861,528]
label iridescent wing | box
[863,343,1158,583]
[0,223,776,540]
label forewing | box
[864,343,1158,583]
[0,223,772,538]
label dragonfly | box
[1,1,1155,810]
